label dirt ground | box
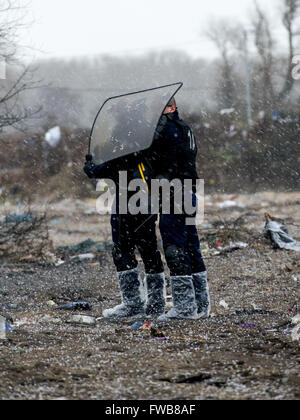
[0,192,299,400]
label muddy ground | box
[0,192,299,400]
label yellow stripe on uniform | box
[138,163,149,193]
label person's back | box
[143,99,211,320]
[149,109,198,183]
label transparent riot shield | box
[89,82,183,165]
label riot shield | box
[89,82,183,165]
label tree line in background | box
[0,0,299,200]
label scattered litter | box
[50,219,64,225]
[14,315,36,327]
[57,239,113,256]
[219,244,248,255]
[67,315,96,326]
[90,262,100,268]
[58,239,96,255]
[201,223,213,229]
[220,108,235,116]
[5,320,14,332]
[45,126,61,148]
[230,242,248,249]
[71,253,96,261]
[4,212,36,224]
[84,209,98,216]
[46,300,58,308]
[150,327,166,338]
[43,251,65,267]
[240,323,256,328]
[0,317,6,339]
[54,258,65,267]
[161,372,212,384]
[219,300,229,310]
[251,303,262,311]
[264,213,300,251]
[40,315,61,324]
[285,264,296,272]
[142,321,152,330]
[55,302,93,311]
[128,321,144,330]
[264,313,300,337]
[127,321,166,338]
[217,200,245,209]
[264,289,273,294]
[291,327,300,341]
[94,242,114,252]
[201,247,210,255]
[207,241,249,257]
[235,309,269,316]
[0,316,13,340]
[291,314,300,325]
[288,303,298,315]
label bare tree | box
[252,1,276,110]
[205,19,244,109]
[279,0,300,100]
[252,0,300,104]
[205,1,300,116]
[0,0,41,131]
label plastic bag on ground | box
[264,214,300,251]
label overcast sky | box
[21,0,284,61]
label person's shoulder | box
[177,117,191,128]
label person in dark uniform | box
[145,98,211,320]
[84,153,166,319]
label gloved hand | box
[83,155,96,179]
[86,154,93,162]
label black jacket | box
[84,111,198,187]
[144,111,198,183]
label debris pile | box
[199,218,252,257]
[0,315,13,340]
[55,302,93,311]
[264,213,300,252]
[57,239,113,257]
[291,314,300,342]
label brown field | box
[0,192,299,400]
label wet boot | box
[145,273,166,318]
[103,268,145,319]
[158,275,199,321]
[192,271,211,318]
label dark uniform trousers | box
[159,194,206,277]
[111,194,163,275]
